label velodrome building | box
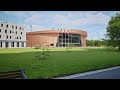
[26,29,87,48]
[0,21,26,48]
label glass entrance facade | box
[56,33,81,47]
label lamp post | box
[97,32,99,46]
[98,32,99,41]
[71,30,72,47]
[30,25,32,48]
[65,29,66,47]
[52,27,54,48]
[68,29,69,47]
[91,34,93,40]
[58,29,59,47]
[3,21,7,49]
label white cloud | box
[53,12,110,27]
[84,12,110,25]
[25,14,48,25]
[71,12,110,25]
[53,15,69,24]
[26,24,50,32]
[4,11,29,17]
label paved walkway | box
[54,66,120,79]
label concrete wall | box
[0,21,26,48]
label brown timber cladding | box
[26,29,87,48]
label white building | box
[0,21,26,48]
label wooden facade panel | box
[26,30,87,47]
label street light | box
[97,32,100,46]
[52,27,54,48]
[68,29,69,47]
[97,32,99,41]
[91,34,93,40]
[30,25,32,48]
[3,21,7,49]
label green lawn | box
[0,47,120,79]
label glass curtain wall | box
[56,33,81,47]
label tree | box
[106,13,120,51]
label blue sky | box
[0,11,119,40]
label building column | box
[19,42,21,48]
[24,42,26,47]
[0,42,2,48]
[14,42,17,48]
[8,42,11,48]
[2,42,5,48]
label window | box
[21,42,24,47]
[7,24,8,28]
[0,35,1,38]
[16,31,17,34]
[20,27,21,30]
[0,29,1,32]
[7,35,8,39]
[16,36,18,39]
[17,42,19,47]
[21,32,22,35]
[12,25,14,29]
[59,40,61,43]
[5,30,7,33]
[50,44,54,46]
[66,40,68,43]
[11,42,14,47]
[10,30,11,34]
[16,26,17,29]
[13,42,14,47]
[5,42,9,47]
[10,36,11,39]
[1,23,3,27]
[20,37,21,39]
[22,28,24,30]
[0,42,2,47]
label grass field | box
[0,47,120,79]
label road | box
[54,66,120,79]
[74,68,120,79]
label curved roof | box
[27,29,87,37]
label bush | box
[34,46,42,49]
[105,46,115,50]
[34,47,40,49]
